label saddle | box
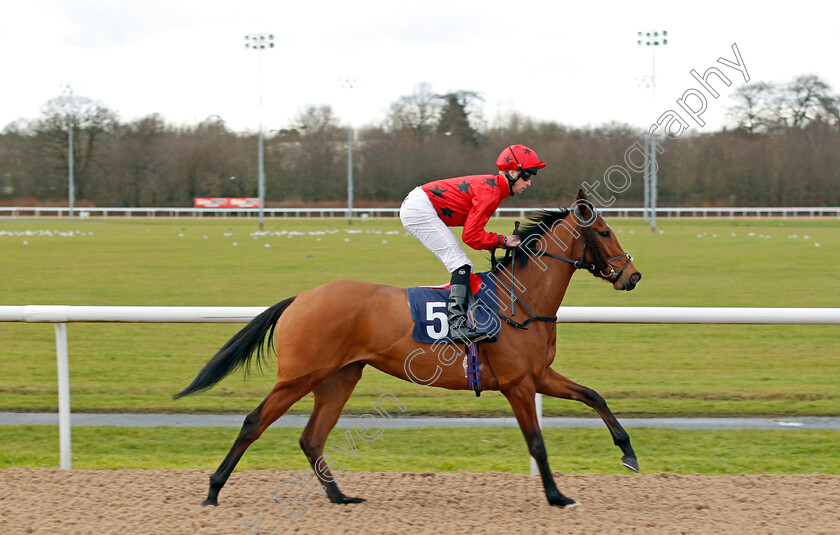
[405,272,501,345]
[405,272,500,397]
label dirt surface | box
[2,469,839,534]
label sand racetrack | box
[2,469,839,534]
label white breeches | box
[400,187,473,273]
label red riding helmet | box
[496,144,546,175]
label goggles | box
[519,168,539,179]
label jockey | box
[400,144,546,342]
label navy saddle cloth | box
[406,272,501,344]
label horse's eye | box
[599,231,610,238]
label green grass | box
[1,217,839,417]
[2,425,838,475]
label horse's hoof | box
[202,498,218,507]
[330,494,365,505]
[548,495,579,508]
[622,455,640,473]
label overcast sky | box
[2,0,839,135]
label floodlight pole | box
[62,85,75,222]
[347,127,354,225]
[643,128,650,225]
[340,77,356,225]
[638,30,667,233]
[245,34,274,231]
[68,115,74,222]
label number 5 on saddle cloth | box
[405,272,501,396]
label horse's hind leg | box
[203,370,332,506]
[536,367,639,472]
[501,377,579,508]
[299,362,366,504]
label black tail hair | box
[172,296,296,400]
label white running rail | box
[2,305,839,471]
[1,206,839,219]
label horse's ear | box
[574,189,594,222]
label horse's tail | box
[172,296,296,400]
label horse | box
[174,189,642,508]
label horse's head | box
[569,189,642,291]
[491,192,642,292]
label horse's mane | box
[490,207,608,274]
[491,209,570,272]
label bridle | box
[536,238,633,286]
[488,212,633,330]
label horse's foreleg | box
[501,378,579,508]
[536,367,638,472]
[299,362,366,505]
[203,371,330,506]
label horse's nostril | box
[630,272,642,284]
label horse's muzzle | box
[624,271,642,291]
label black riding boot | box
[447,265,485,343]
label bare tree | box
[728,75,839,134]
[817,93,840,127]
[38,94,117,200]
[386,82,442,140]
[727,81,774,134]
[287,105,345,200]
[787,74,833,128]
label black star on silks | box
[504,156,512,163]
[439,206,455,219]
[484,177,498,189]
[429,186,445,198]
[456,179,470,193]
[523,148,531,155]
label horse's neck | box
[513,221,584,315]
[515,256,576,316]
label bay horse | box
[174,190,642,508]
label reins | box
[490,245,588,330]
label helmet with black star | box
[497,144,545,194]
[496,144,546,178]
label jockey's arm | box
[461,196,504,250]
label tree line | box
[1,76,838,208]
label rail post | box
[54,323,72,470]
